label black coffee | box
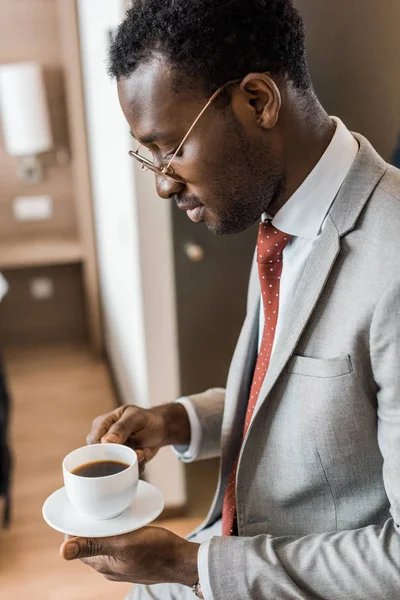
[72,460,129,478]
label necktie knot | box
[257,222,291,264]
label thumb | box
[60,536,114,561]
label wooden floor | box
[0,344,202,600]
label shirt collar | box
[263,117,359,239]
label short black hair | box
[109,0,311,95]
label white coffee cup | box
[63,443,139,520]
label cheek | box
[180,125,230,187]
[179,129,244,208]
[185,175,225,212]
[183,154,227,201]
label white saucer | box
[42,480,164,538]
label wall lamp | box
[0,62,53,184]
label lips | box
[177,200,205,223]
[177,200,202,212]
[187,206,205,222]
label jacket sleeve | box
[183,388,226,461]
[204,278,400,598]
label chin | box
[199,209,227,235]
[209,217,255,236]
[203,212,225,235]
[205,222,241,236]
[203,205,260,236]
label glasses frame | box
[128,77,244,183]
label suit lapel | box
[219,262,260,470]
[241,134,387,449]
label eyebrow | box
[129,130,171,145]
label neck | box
[269,89,335,216]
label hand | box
[60,526,200,587]
[87,403,190,473]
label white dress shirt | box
[173,117,359,599]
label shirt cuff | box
[198,540,213,600]
[171,397,202,462]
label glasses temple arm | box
[163,80,239,173]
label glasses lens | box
[138,146,154,164]
[129,147,159,172]
[129,148,184,183]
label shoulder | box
[365,163,400,225]
[376,164,400,203]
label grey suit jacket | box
[187,134,400,599]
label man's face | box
[118,59,284,235]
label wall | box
[0,0,77,243]
[0,0,90,346]
[295,0,400,161]
[1,264,86,345]
[77,0,185,508]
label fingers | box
[101,407,147,445]
[87,411,118,445]
[87,406,147,446]
[60,536,121,561]
[135,449,146,476]
[135,448,154,475]
[79,556,124,581]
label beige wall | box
[0,0,101,348]
[0,0,77,242]
[296,0,400,161]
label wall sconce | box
[0,62,53,184]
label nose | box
[155,174,185,200]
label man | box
[61,0,400,598]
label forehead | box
[117,59,206,141]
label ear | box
[239,73,281,130]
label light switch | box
[30,277,54,300]
[13,195,53,221]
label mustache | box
[173,195,203,210]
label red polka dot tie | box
[221,221,291,536]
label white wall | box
[77,0,185,508]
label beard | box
[176,114,284,236]
[210,116,284,235]
[207,162,283,235]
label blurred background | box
[0,1,399,599]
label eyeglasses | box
[128,77,243,183]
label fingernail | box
[63,542,79,560]
[103,433,119,443]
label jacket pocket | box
[285,354,353,378]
